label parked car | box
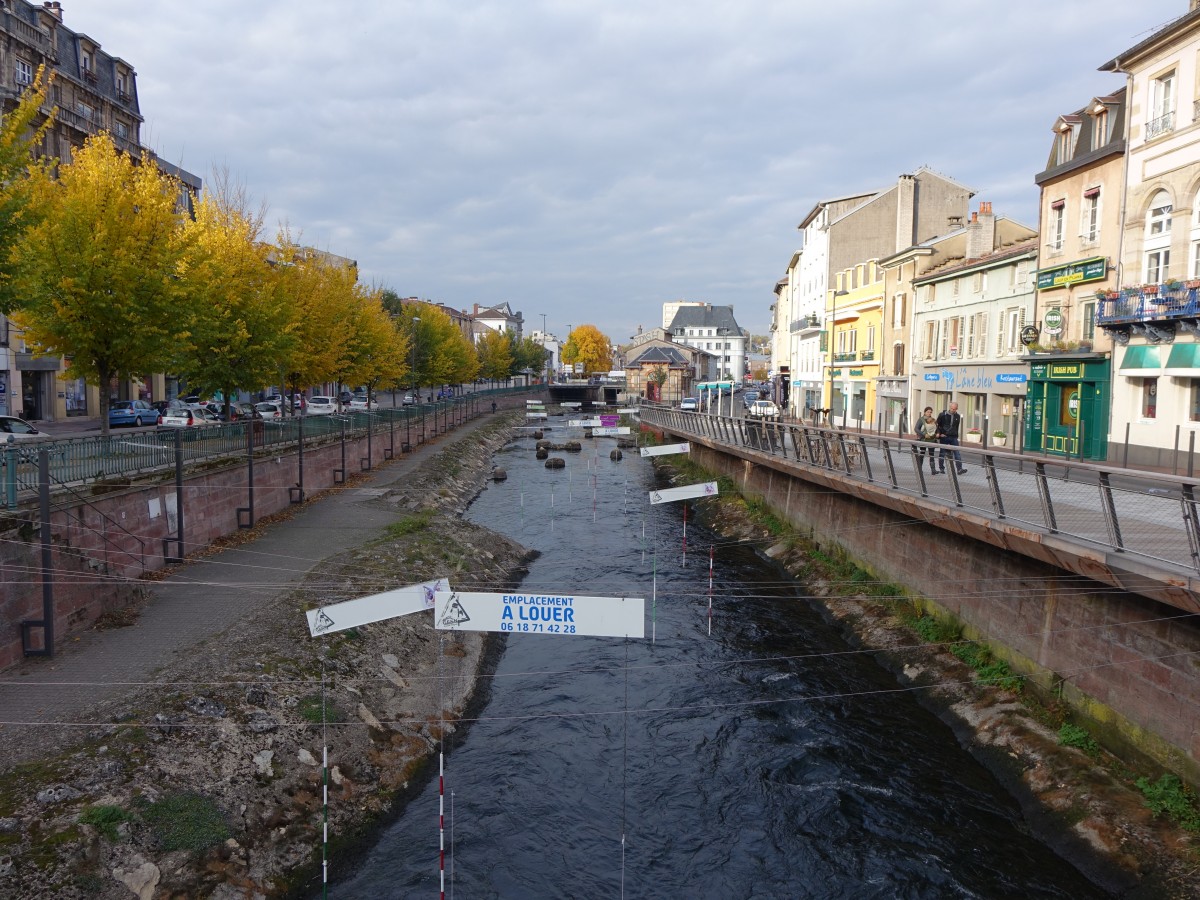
[194,408,221,425]
[306,396,336,416]
[108,399,157,428]
[348,395,371,411]
[233,401,262,421]
[158,407,202,428]
[181,395,207,410]
[743,391,763,410]
[402,392,417,406]
[0,415,49,442]
[255,401,284,421]
[680,397,699,411]
[338,390,354,404]
[746,399,780,419]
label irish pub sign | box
[1036,256,1107,291]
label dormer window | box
[1091,109,1109,151]
[1055,125,1074,165]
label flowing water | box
[333,429,1111,898]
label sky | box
[66,0,1188,344]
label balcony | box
[859,350,875,361]
[1145,111,1174,140]
[1096,282,1200,344]
[833,351,857,363]
[789,314,822,334]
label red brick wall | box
[0,428,396,671]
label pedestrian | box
[491,401,497,414]
[915,406,938,474]
[935,401,968,475]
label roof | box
[1099,9,1199,72]
[628,344,692,367]
[913,238,1039,285]
[666,304,742,332]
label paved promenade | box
[0,411,502,766]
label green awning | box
[1164,343,1200,370]
[1119,345,1162,371]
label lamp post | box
[540,313,548,384]
[828,289,848,427]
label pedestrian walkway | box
[0,411,504,767]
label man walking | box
[935,401,968,475]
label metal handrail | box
[639,406,1199,576]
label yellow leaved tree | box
[562,324,611,376]
[10,134,189,435]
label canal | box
[334,428,1112,898]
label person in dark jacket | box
[915,406,938,474]
[935,402,967,475]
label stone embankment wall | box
[685,442,1200,785]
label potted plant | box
[992,429,1008,448]
[1185,279,1200,290]
[1165,278,1183,291]
[1076,338,1093,352]
[1142,283,1159,295]
[964,427,983,444]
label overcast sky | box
[68,0,1186,343]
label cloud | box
[69,0,1184,341]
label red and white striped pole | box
[707,545,714,636]
[439,749,445,899]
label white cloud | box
[66,0,1186,341]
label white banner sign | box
[526,412,548,419]
[618,408,639,414]
[561,401,582,408]
[307,578,450,636]
[590,426,630,436]
[640,442,690,458]
[649,481,719,504]
[435,591,645,638]
[568,418,604,427]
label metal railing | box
[640,406,1200,576]
[0,396,493,509]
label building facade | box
[1098,4,1200,466]
[665,304,747,381]
[821,261,884,427]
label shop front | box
[914,364,1029,446]
[875,376,910,433]
[1022,355,1111,460]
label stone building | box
[665,303,747,382]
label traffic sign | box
[435,591,645,638]
[640,442,690,457]
[306,578,450,636]
[649,481,719,504]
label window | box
[114,121,128,140]
[1142,377,1158,419]
[1049,201,1066,251]
[1081,188,1100,243]
[1001,307,1024,355]
[892,293,906,328]
[14,59,32,86]
[76,102,94,121]
[892,342,905,376]
[1055,127,1074,165]
[921,320,937,359]
[1191,381,1200,422]
[866,324,875,354]
[943,316,964,358]
[1146,250,1170,283]
[967,311,988,358]
[1081,301,1096,340]
[1092,110,1109,151]
[81,52,91,72]
[1148,71,1175,139]
[1145,189,1173,282]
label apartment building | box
[822,261,884,427]
[666,303,747,382]
[1029,89,1125,460]
[1097,2,1200,466]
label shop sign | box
[849,369,863,376]
[1050,363,1082,379]
[995,373,1028,383]
[923,373,940,381]
[1020,325,1040,346]
[1043,308,1064,335]
[1036,256,1107,290]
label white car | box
[679,397,699,411]
[254,401,284,421]
[349,396,371,411]
[746,399,780,419]
[158,407,204,428]
[0,415,50,442]
[307,396,336,416]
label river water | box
[334,429,1111,898]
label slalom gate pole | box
[708,545,714,636]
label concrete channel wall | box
[683,440,1200,785]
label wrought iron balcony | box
[859,350,875,361]
[1146,111,1175,140]
[1096,283,1200,344]
[833,351,857,363]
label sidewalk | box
[0,411,502,767]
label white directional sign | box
[306,578,450,636]
[648,481,719,504]
[526,412,548,419]
[561,401,582,408]
[618,408,639,414]
[568,418,604,427]
[525,400,545,407]
[640,442,690,458]
[590,426,630,436]
[435,591,645,638]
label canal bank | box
[648,446,1199,896]
[0,415,536,898]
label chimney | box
[43,2,62,21]
[965,202,996,259]
[895,173,916,250]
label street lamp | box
[408,316,420,451]
[540,313,548,384]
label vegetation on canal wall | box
[642,431,1199,895]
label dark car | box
[108,399,157,428]
[338,390,354,404]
